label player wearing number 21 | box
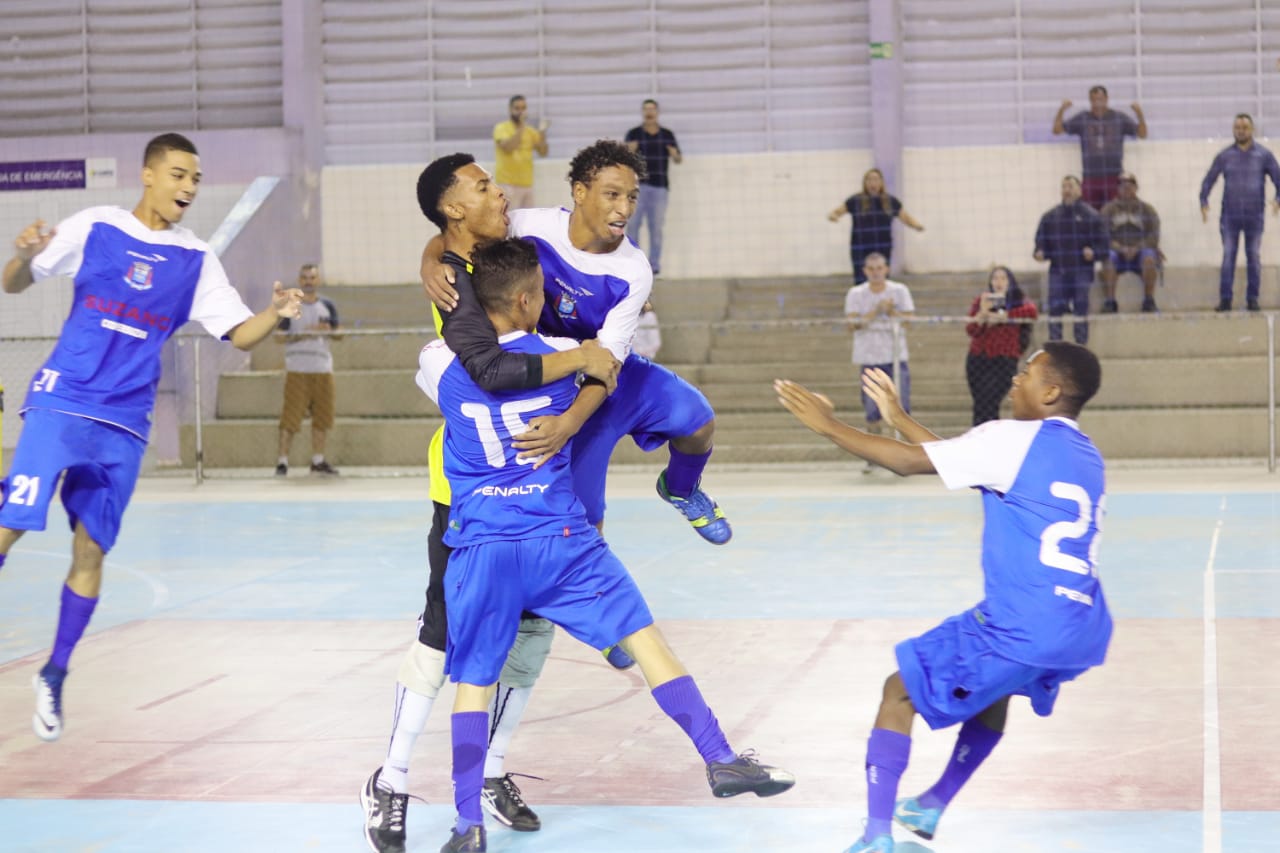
[0,132,303,743]
[776,340,1109,853]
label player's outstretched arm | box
[775,378,935,476]
[228,281,303,350]
[861,368,940,443]
[4,220,56,294]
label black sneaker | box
[1101,299,1119,314]
[440,825,485,852]
[360,768,408,853]
[274,463,288,477]
[310,460,339,475]
[706,751,796,798]
[481,774,541,831]
[1141,296,1157,313]
[1216,299,1232,312]
[1247,299,1261,312]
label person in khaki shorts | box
[275,263,340,475]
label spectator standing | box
[1035,176,1108,345]
[965,266,1038,425]
[1053,85,1147,209]
[1099,172,1161,313]
[829,168,924,285]
[276,263,340,476]
[843,253,915,442]
[493,95,548,210]
[1199,113,1280,312]
[625,99,681,276]
[633,299,661,360]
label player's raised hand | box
[775,379,839,436]
[513,414,577,469]
[13,220,55,261]
[272,280,304,319]
[861,368,908,430]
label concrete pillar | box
[868,0,905,272]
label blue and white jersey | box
[923,417,1111,668]
[26,206,254,440]
[510,207,652,361]
[416,330,596,547]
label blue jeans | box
[1047,267,1093,345]
[626,184,669,271]
[1219,213,1265,303]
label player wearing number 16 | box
[776,340,1109,853]
[0,133,303,743]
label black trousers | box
[966,353,1018,426]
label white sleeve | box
[923,419,1042,493]
[415,339,457,404]
[539,334,580,353]
[188,252,255,339]
[29,208,97,281]
[507,208,536,238]
[897,284,915,313]
[598,274,651,361]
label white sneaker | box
[32,663,66,742]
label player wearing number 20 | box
[0,133,303,743]
[776,340,1109,853]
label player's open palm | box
[862,368,907,429]
[513,414,577,468]
[774,379,837,435]
[14,220,55,260]
[272,280,304,319]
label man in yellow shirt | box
[493,95,548,209]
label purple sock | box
[865,728,911,840]
[651,675,734,765]
[451,710,488,832]
[663,447,712,498]
[49,584,98,671]
[0,553,6,570]
[919,718,1003,809]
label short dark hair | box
[568,139,647,186]
[1089,85,1107,97]
[1236,113,1254,125]
[416,153,476,231]
[143,133,197,166]
[470,238,541,314]
[642,98,658,109]
[1042,341,1101,415]
[509,94,525,107]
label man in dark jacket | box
[1035,176,1108,344]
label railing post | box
[1268,313,1275,473]
[193,336,204,485]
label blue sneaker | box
[656,471,732,545]
[32,661,66,742]
[602,645,636,670]
[842,834,894,853]
[894,796,942,840]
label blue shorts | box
[896,610,1089,731]
[1108,247,1158,275]
[0,409,145,553]
[571,354,714,524]
[444,531,654,685]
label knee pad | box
[497,618,555,688]
[397,639,447,699]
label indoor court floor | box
[0,465,1276,853]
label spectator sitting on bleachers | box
[1099,172,1161,314]
[1034,176,1108,345]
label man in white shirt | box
[842,252,915,436]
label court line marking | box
[16,549,170,610]
[1202,498,1224,853]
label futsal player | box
[421,140,732,546]
[361,154,620,853]
[776,341,1110,853]
[0,132,303,741]
[421,238,794,853]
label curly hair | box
[567,139,647,187]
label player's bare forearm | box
[541,348,587,382]
[230,305,290,350]
[565,381,608,427]
[2,257,34,294]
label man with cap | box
[1099,172,1161,313]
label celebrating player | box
[0,132,303,742]
[421,238,794,853]
[776,341,1110,853]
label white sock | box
[380,682,435,793]
[311,453,324,465]
[277,456,288,465]
[483,683,534,778]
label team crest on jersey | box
[555,293,578,319]
[124,261,154,291]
